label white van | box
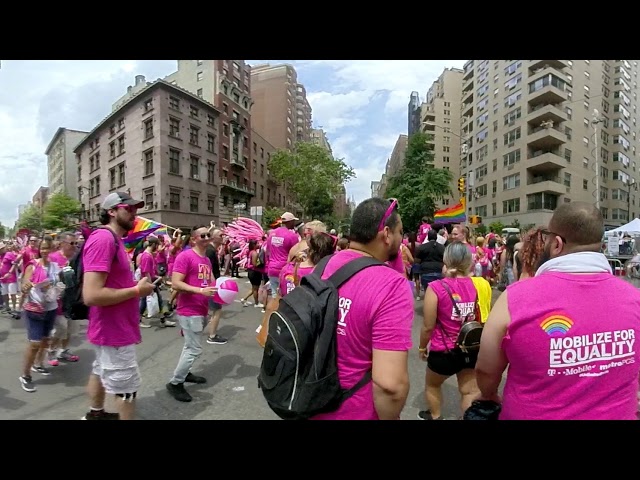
[501,227,521,239]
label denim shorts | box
[25,309,57,342]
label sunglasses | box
[378,198,399,232]
[199,233,212,239]
[116,203,137,213]
[540,229,566,244]
[64,241,78,246]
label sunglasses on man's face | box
[116,203,137,213]
[378,198,399,232]
[64,241,78,246]
[199,233,212,239]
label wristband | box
[200,287,204,294]
[418,347,427,352]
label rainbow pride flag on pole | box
[434,200,466,224]
[123,217,169,253]
[132,216,168,236]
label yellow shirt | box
[471,276,492,323]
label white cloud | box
[369,132,404,151]
[306,90,373,133]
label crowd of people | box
[3,189,640,420]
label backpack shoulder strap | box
[441,281,463,318]
[326,256,386,289]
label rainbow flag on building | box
[434,201,466,224]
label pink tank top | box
[502,271,640,420]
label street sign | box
[234,203,246,210]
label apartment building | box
[250,64,312,150]
[408,91,421,136]
[74,78,222,228]
[310,128,332,154]
[165,60,254,223]
[32,186,49,212]
[420,68,464,207]
[377,134,408,197]
[45,127,88,196]
[371,180,381,198]
[459,60,640,228]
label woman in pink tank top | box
[417,241,480,420]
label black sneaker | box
[19,375,36,392]
[166,382,192,402]
[31,365,51,376]
[417,410,444,420]
[82,410,120,420]
[185,372,206,384]
[206,334,228,345]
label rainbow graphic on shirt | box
[540,314,574,336]
[452,293,461,302]
[284,273,296,295]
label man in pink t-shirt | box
[81,192,155,420]
[138,237,175,328]
[47,232,80,366]
[266,212,300,295]
[311,197,414,420]
[416,217,432,244]
[476,202,640,420]
[1,244,21,313]
[167,225,218,402]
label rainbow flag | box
[434,202,466,224]
[124,226,162,253]
[131,216,168,236]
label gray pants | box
[170,315,205,384]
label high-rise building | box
[74,78,222,228]
[420,68,464,208]
[310,128,332,154]
[408,91,421,136]
[45,128,89,197]
[165,60,254,223]
[250,63,312,150]
[378,134,408,197]
[371,180,381,198]
[32,186,49,212]
[459,60,640,228]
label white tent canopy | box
[606,218,640,235]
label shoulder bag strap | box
[326,256,386,289]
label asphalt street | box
[0,277,504,420]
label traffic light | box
[458,177,466,192]
[469,215,482,225]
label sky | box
[0,59,466,227]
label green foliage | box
[268,142,356,218]
[488,221,504,234]
[16,205,42,231]
[522,223,537,234]
[262,207,283,229]
[385,132,452,232]
[474,224,488,236]
[41,192,82,230]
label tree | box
[268,142,355,219]
[306,190,335,220]
[385,132,453,233]
[262,206,283,230]
[488,221,504,234]
[16,205,42,232]
[0,223,5,239]
[41,192,82,231]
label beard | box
[535,244,553,272]
[117,214,135,232]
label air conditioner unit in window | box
[193,175,199,180]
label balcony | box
[529,60,568,71]
[463,61,474,81]
[462,89,474,105]
[462,77,474,93]
[528,65,570,86]
[527,150,567,173]
[461,101,474,117]
[526,103,567,126]
[527,124,567,150]
[528,81,568,107]
[526,175,566,195]
[220,177,255,196]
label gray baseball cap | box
[101,191,144,210]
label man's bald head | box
[549,201,604,248]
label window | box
[190,105,199,118]
[207,161,215,183]
[503,149,521,167]
[197,60,203,66]
[190,125,199,145]
[207,196,215,214]
[117,136,125,155]
[503,198,520,214]
[144,149,154,175]
[169,96,180,110]
[169,189,180,210]
[144,98,153,112]
[503,173,520,190]
[169,149,181,175]
[197,71,203,82]
[197,88,203,97]
[190,194,199,212]
[117,162,125,186]
[109,141,116,158]
[144,119,153,139]
[144,189,154,208]
[190,155,200,179]
[207,134,216,153]
[109,167,116,190]
[169,118,180,137]
[207,114,215,128]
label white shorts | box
[91,344,141,395]
[1,282,18,296]
[51,315,77,339]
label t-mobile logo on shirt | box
[271,236,284,247]
[337,297,352,336]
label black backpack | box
[439,281,483,353]
[60,227,120,320]
[258,254,385,420]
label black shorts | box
[427,348,478,377]
[248,269,263,287]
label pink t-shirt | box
[428,277,479,352]
[139,251,156,280]
[21,247,37,266]
[1,251,18,283]
[167,251,177,276]
[501,271,640,420]
[386,247,406,276]
[278,262,314,297]
[49,250,71,315]
[83,228,140,347]
[417,223,432,244]
[155,250,167,265]
[311,250,414,420]
[172,249,212,317]
[267,227,299,277]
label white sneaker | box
[255,303,264,308]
